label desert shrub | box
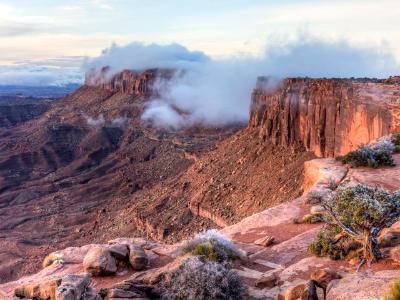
[182,230,245,262]
[322,184,400,262]
[42,252,63,268]
[309,225,361,260]
[159,256,247,300]
[385,280,400,300]
[303,213,325,224]
[392,133,400,153]
[341,139,396,168]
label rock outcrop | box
[85,67,174,97]
[250,77,400,157]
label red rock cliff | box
[249,77,400,157]
[85,67,174,97]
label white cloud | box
[90,38,399,128]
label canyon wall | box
[249,77,400,157]
[85,68,174,97]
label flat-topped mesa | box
[250,77,400,157]
[85,67,174,97]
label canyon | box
[1,69,400,299]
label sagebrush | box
[182,229,245,262]
[341,139,396,168]
[159,256,247,300]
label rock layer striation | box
[249,77,400,157]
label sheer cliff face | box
[250,78,400,157]
[85,68,174,97]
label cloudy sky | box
[0,0,400,85]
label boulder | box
[14,277,61,299]
[128,245,148,271]
[379,231,400,248]
[255,272,278,288]
[83,247,117,276]
[254,235,275,247]
[284,283,308,300]
[311,267,341,290]
[56,273,92,300]
[109,244,129,261]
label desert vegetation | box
[340,138,396,168]
[181,230,245,262]
[309,224,361,260]
[319,184,400,263]
[159,256,247,300]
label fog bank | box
[86,37,400,128]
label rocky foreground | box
[1,152,400,299]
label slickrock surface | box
[327,270,400,300]
[250,78,400,157]
[345,153,400,191]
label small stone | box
[128,244,148,271]
[254,236,275,247]
[109,244,129,261]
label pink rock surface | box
[345,153,400,191]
